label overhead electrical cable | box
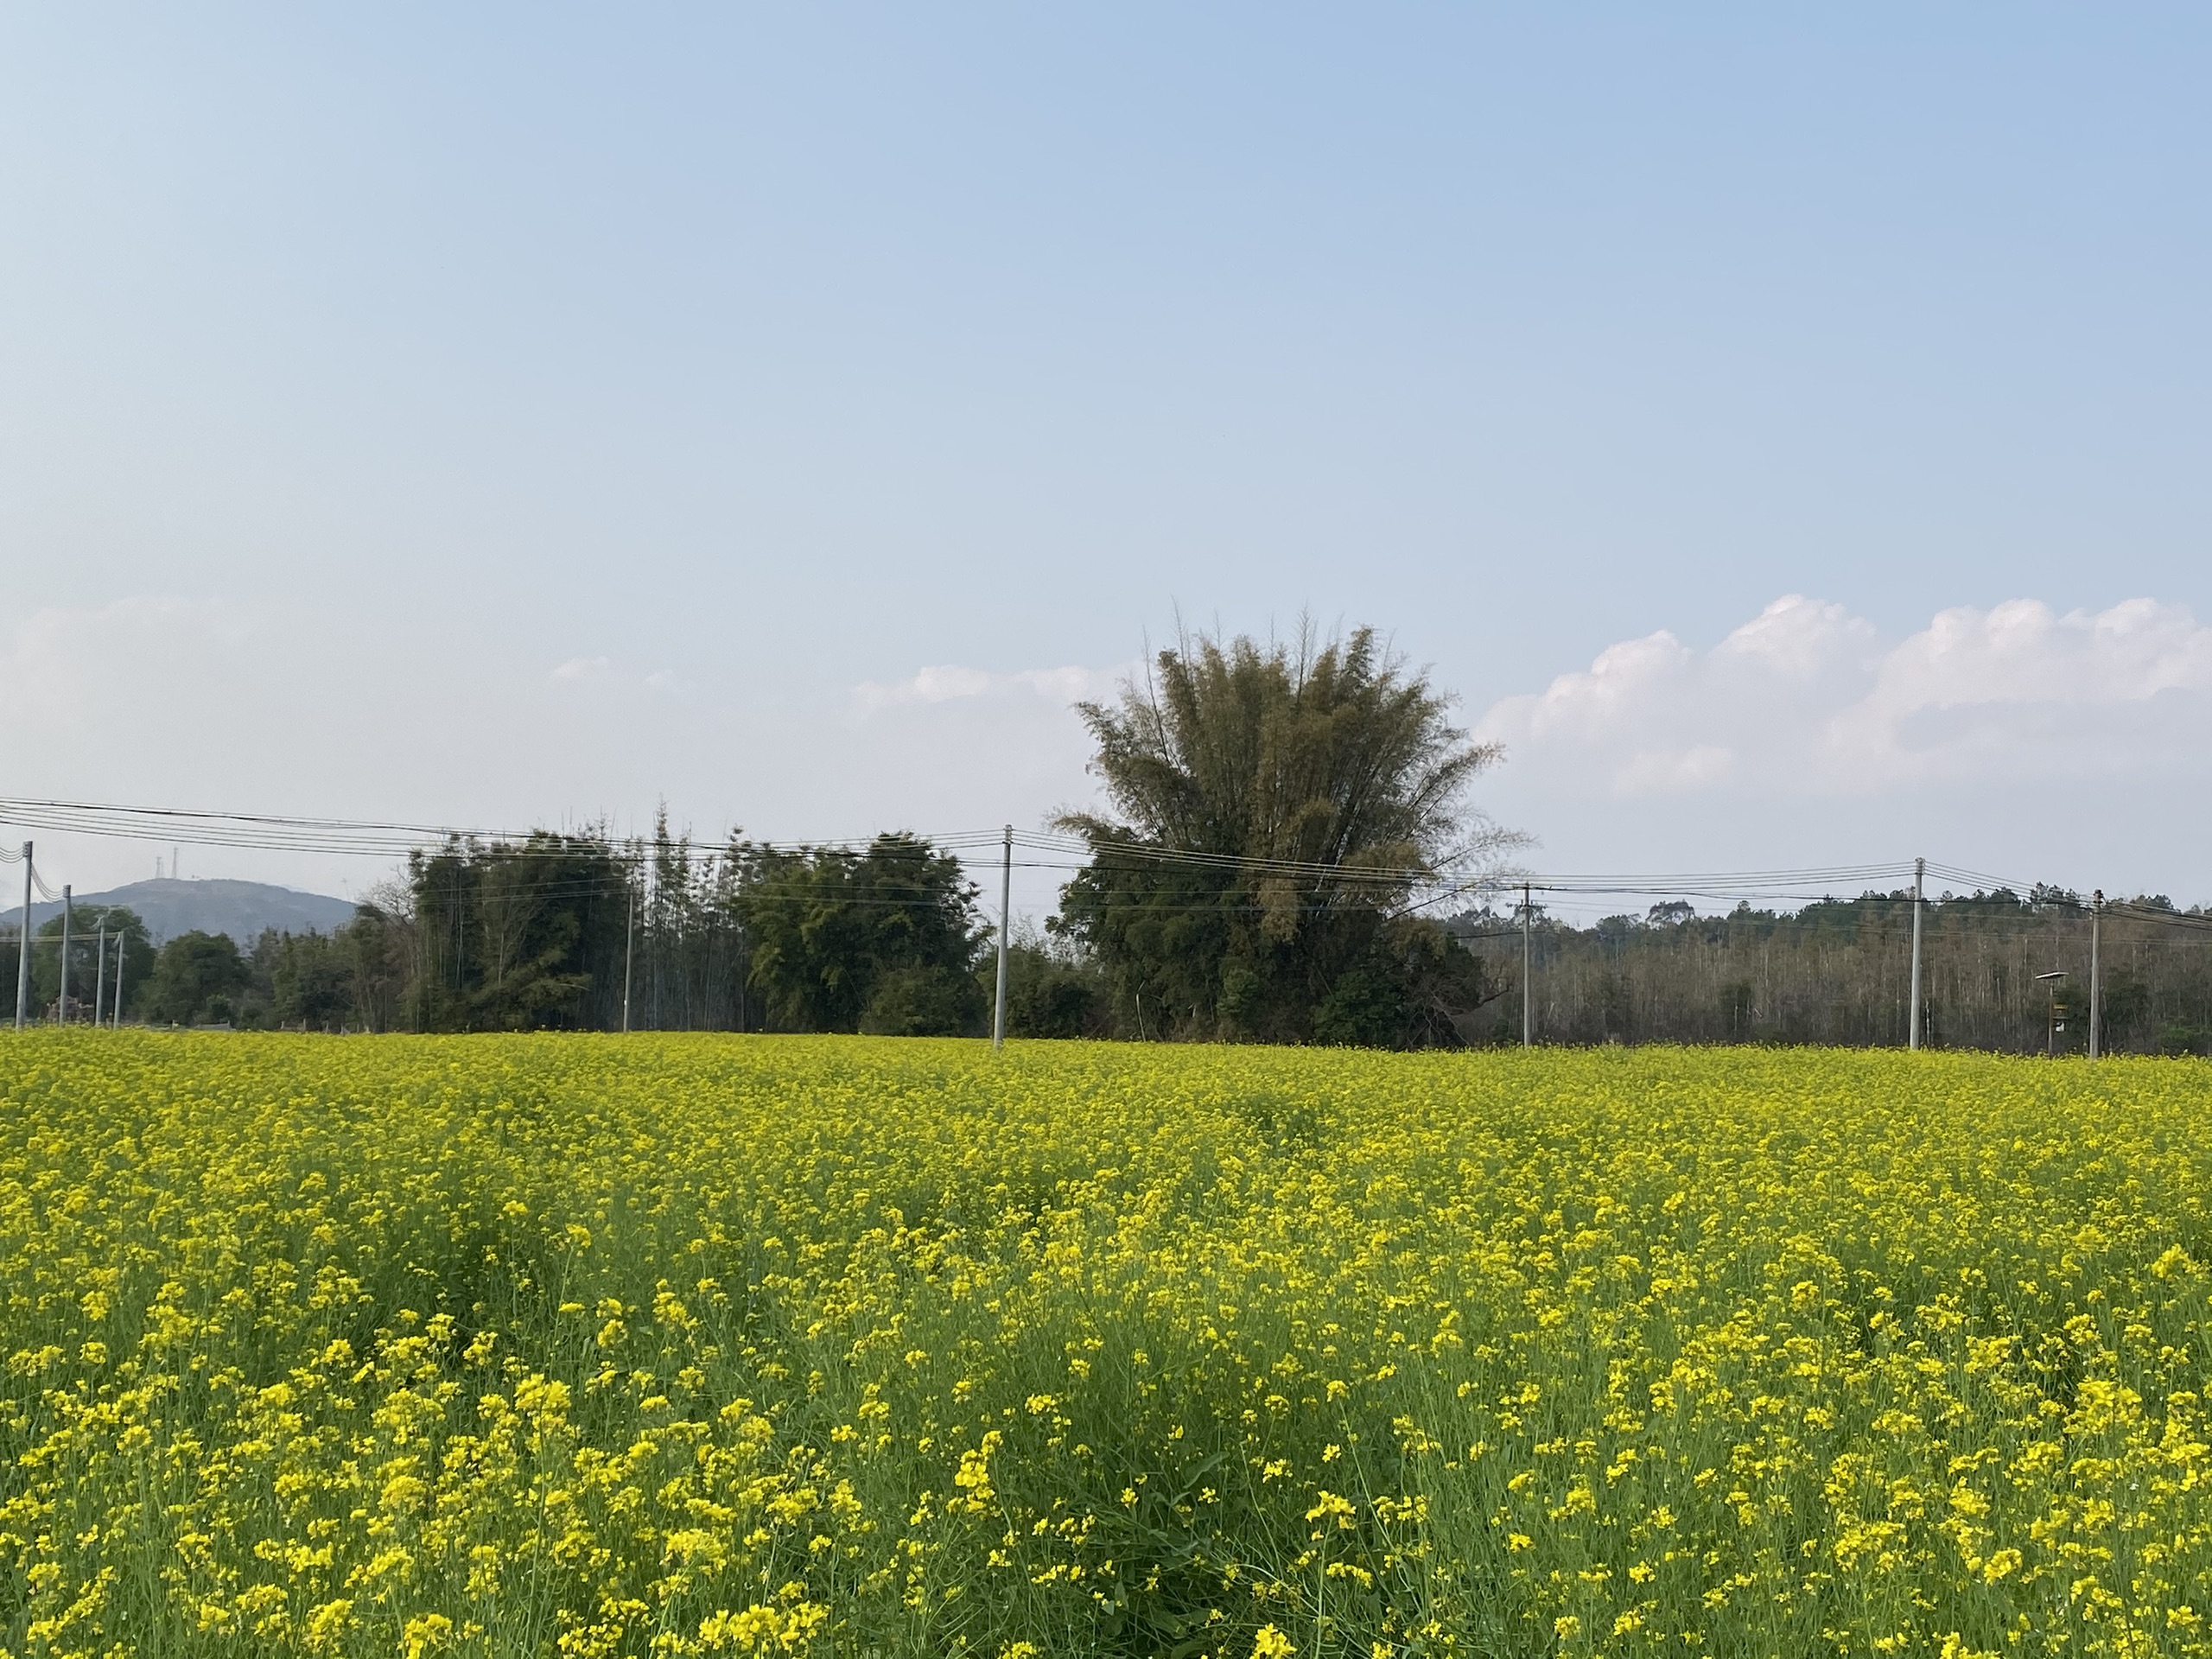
[4,797,2200,926]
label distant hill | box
[10,879,359,944]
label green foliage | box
[858,965,986,1036]
[335,906,411,1032]
[996,940,1113,1039]
[1311,916,1501,1048]
[1058,622,1510,1043]
[1308,962,1400,1046]
[409,832,629,1032]
[143,931,249,1025]
[49,823,986,1039]
[2101,969,2152,1044]
[268,930,356,1029]
[2160,1022,2211,1057]
[735,834,984,1033]
[16,906,155,1021]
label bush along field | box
[0,1034,2207,1658]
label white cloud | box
[1477,594,2212,798]
[1616,743,1736,795]
[548,657,682,696]
[849,662,1124,715]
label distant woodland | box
[1452,889,2212,1057]
[13,864,2206,1056]
[8,623,2206,1052]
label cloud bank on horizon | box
[1475,594,2212,801]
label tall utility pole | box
[111,933,124,1030]
[1907,856,1926,1051]
[58,887,72,1026]
[1521,882,1534,1048]
[13,842,29,1031]
[94,919,107,1027]
[993,825,1012,1050]
[2088,890,2103,1062]
[621,882,635,1034]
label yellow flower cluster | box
[0,1031,2207,1656]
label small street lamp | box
[2034,969,2068,1058]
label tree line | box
[0,828,983,1035]
[0,626,1510,1041]
[1451,887,2212,1056]
[9,622,2202,1051]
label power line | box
[5,793,2204,931]
[0,797,2048,911]
[0,797,1014,861]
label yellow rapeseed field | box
[0,1033,2206,1658]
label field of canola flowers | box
[0,1033,2208,1659]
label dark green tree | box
[1057,623,1517,1044]
[860,966,986,1036]
[143,931,250,1026]
[735,834,985,1034]
[1310,914,1501,1048]
[271,931,357,1029]
[342,899,414,1033]
[410,833,629,1032]
[992,938,1114,1039]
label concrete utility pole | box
[1907,856,1926,1051]
[58,887,72,1026]
[13,842,29,1031]
[111,932,124,1030]
[2088,890,2103,1062]
[621,883,635,1034]
[993,826,1012,1050]
[1521,882,1534,1048]
[94,918,107,1027]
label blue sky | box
[3,6,2209,914]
